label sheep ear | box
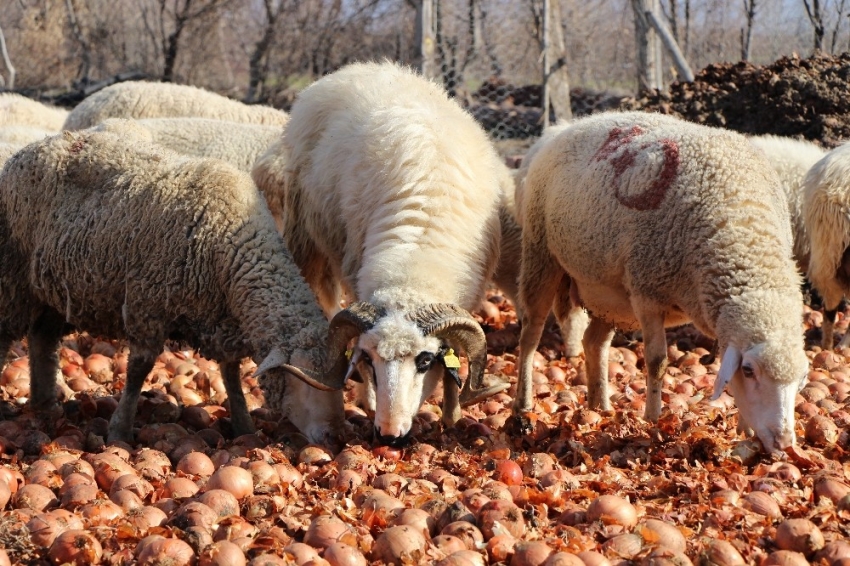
[254,347,288,378]
[712,345,742,400]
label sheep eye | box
[742,364,755,379]
[360,352,373,366]
[415,352,435,373]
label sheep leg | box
[28,308,68,412]
[222,360,256,437]
[638,311,668,422]
[441,372,461,427]
[583,317,615,410]
[553,277,589,358]
[515,272,564,414]
[823,298,845,350]
[107,347,157,443]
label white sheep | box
[0,143,20,166]
[253,61,508,445]
[0,125,55,147]
[0,93,69,131]
[493,122,589,357]
[804,142,850,349]
[749,134,825,275]
[93,117,285,173]
[517,111,808,451]
[64,81,289,130]
[0,128,345,445]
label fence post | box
[415,0,436,80]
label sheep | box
[516,111,809,452]
[749,135,826,275]
[0,93,69,131]
[252,61,508,445]
[0,125,55,147]
[804,142,850,350]
[0,128,346,445]
[493,122,589,357]
[64,81,289,130]
[0,143,21,166]
[93,117,285,173]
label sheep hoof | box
[507,413,535,436]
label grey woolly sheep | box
[804,142,850,350]
[92,118,285,173]
[64,81,289,130]
[0,93,69,131]
[253,61,507,446]
[517,111,808,451]
[0,125,55,147]
[0,128,345,444]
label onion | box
[814,477,850,504]
[478,500,527,539]
[26,509,84,546]
[79,498,125,525]
[742,491,782,519]
[0,550,9,566]
[486,534,517,563]
[109,474,153,500]
[434,535,469,557]
[136,535,195,566]
[512,541,554,566]
[493,460,523,486]
[162,477,200,499]
[206,465,254,499]
[199,540,247,566]
[60,482,98,509]
[324,542,369,566]
[601,533,643,559]
[176,452,215,477]
[805,415,839,446]
[762,551,809,566]
[373,525,428,563]
[441,521,485,550]
[304,515,356,550]
[586,494,637,528]
[125,505,168,532]
[543,553,586,566]
[438,550,487,566]
[637,519,686,553]
[775,518,824,556]
[284,542,322,564]
[47,529,103,565]
[199,489,241,519]
[393,508,436,538]
[576,551,611,566]
[697,540,745,566]
[13,484,58,511]
[299,445,333,465]
[169,500,219,531]
[334,470,363,492]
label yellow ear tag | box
[345,349,353,360]
[443,348,461,369]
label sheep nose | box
[772,428,796,450]
[375,428,411,448]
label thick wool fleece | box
[522,111,807,384]
[0,93,68,131]
[64,81,288,130]
[750,134,825,274]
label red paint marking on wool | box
[593,126,644,162]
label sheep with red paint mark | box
[515,111,808,452]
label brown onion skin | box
[48,529,103,565]
[0,549,9,566]
[136,535,196,566]
[323,542,369,566]
[199,540,247,566]
[373,525,428,563]
[206,466,254,499]
[199,490,241,519]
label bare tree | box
[830,0,848,53]
[803,0,825,51]
[64,0,92,86]
[740,0,756,61]
[246,0,289,102]
[631,0,663,92]
[0,22,14,89]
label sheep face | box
[353,312,445,444]
[713,341,808,452]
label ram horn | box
[254,347,347,391]
[410,304,509,405]
[324,302,385,380]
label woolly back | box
[0,93,68,131]
[283,61,502,310]
[804,142,850,307]
[63,81,289,130]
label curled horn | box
[324,302,386,384]
[410,304,505,404]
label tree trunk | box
[246,0,278,103]
[412,0,436,79]
[646,8,694,81]
[542,0,571,124]
[632,0,663,92]
[740,0,756,61]
[0,23,14,90]
[803,0,824,52]
[65,0,92,86]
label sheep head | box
[327,302,489,445]
[712,339,808,452]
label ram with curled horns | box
[252,61,511,446]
